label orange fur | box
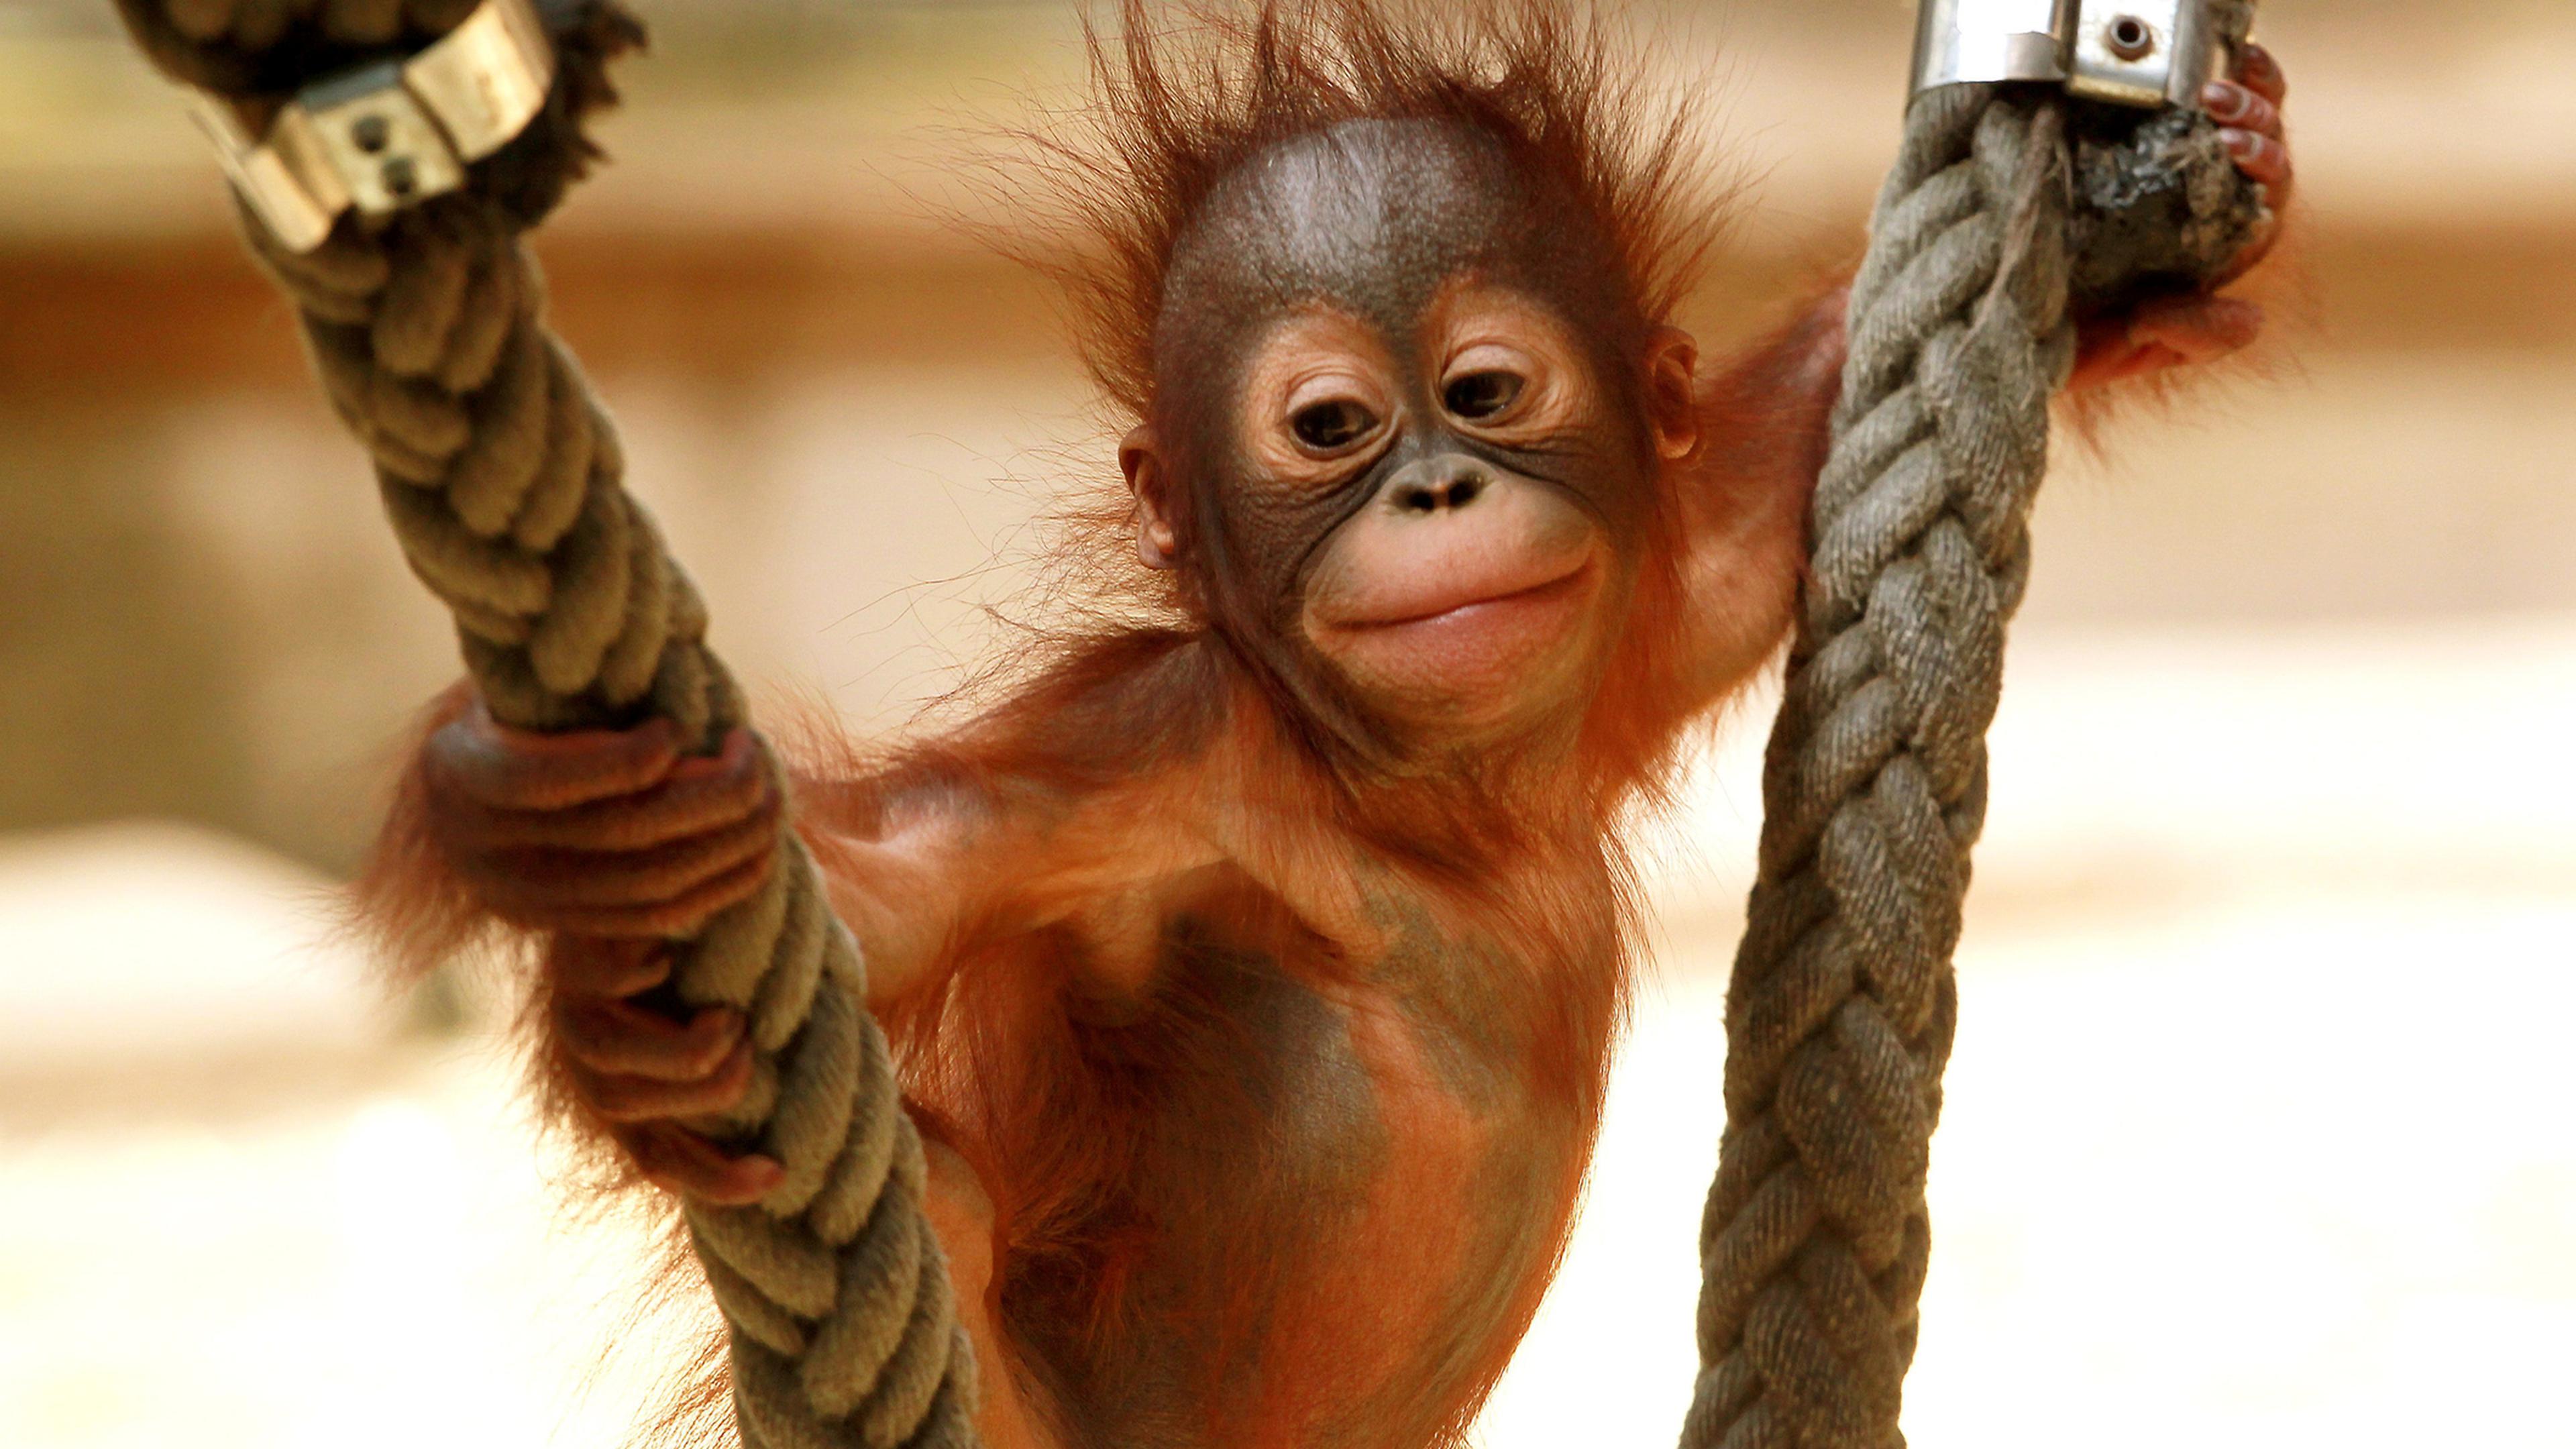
[350,680,496,988]
[1026,0,1727,419]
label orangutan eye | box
[1291,399,1378,452]
[1443,370,1525,421]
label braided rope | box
[116,4,978,1446]
[1679,85,2074,1449]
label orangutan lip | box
[1335,557,1596,631]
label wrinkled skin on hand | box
[421,707,786,1204]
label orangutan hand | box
[419,702,788,1204]
[2070,41,2294,391]
[549,936,786,1206]
[421,706,782,938]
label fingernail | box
[2218,127,2253,155]
[2203,82,2244,119]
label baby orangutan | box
[398,7,2292,1447]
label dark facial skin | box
[1124,119,1699,751]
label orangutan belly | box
[1004,920,1595,1449]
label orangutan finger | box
[2236,42,2286,106]
[574,1041,756,1122]
[2130,294,2265,362]
[478,802,780,912]
[2219,128,2292,193]
[494,855,775,939]
[2200,82,2279,141]
[558,1000,746,1081]
[439,729,774,853]
[619,1122,784,1207]
[429,706,682,812]
[551,936,672,1001]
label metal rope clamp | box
[188,0,555,252]
[1913,0,2245,109]
[1917,0,2265,312]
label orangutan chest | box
[1018,908,1593,1446]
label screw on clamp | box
[1911,0,2255,111]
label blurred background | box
[1,1,2571,1445]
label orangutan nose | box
[1388,458,1488,514]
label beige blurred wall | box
[1,0,2571,875]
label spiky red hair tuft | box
[1018,0,1732,421]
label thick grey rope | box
[1679,84,2074,1449]
[115,4,978,1446]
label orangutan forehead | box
[1158,117,1621,350]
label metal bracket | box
[1912,0,2243,110]
[188,0,554,252]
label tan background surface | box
[1,2,2569,1445]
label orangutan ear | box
[1120,425,1181,571]
[1644,326,1702,462]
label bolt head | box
[2105,15,2157,62]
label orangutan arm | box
[385,690,1229,1195]
[1665,48,2294,708]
